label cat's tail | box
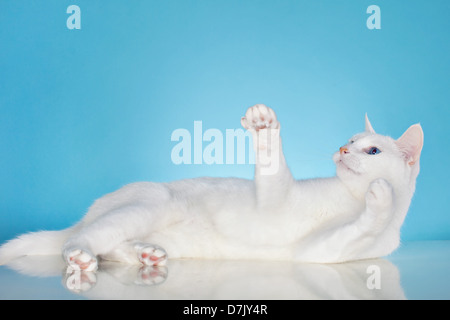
[0,227,76,266]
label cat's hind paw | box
[136,244,168,267]
[241,104,279,132]
[65,249,98,272]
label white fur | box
[0,104,424,267]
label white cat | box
[0,104,423,271]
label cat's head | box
[333,114,424,197]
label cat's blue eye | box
[367,147,381,155]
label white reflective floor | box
[0,241,449,300]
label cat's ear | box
[395,124,424,166]
[365,113,376,134]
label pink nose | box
[340,147,349,155]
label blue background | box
[0,0,449,244]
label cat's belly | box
[84,177,362,261]
[144,216,296,261]
[138,199,302,260]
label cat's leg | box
[361,178,395,233]
[353,178,400,259]
[64,248,98,272]
[342,178,396,260]
[62,205,166,271]
[297,179,396,262]
[135,242,168,267]
[241,104,294,209]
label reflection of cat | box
[2,256,405,300]
[0,104,423,271]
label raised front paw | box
[366,178,394,213]
[241,104,279,131]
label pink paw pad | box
[138,246,167,267]
[66,249,98,272]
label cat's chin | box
[336,160,360,176]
